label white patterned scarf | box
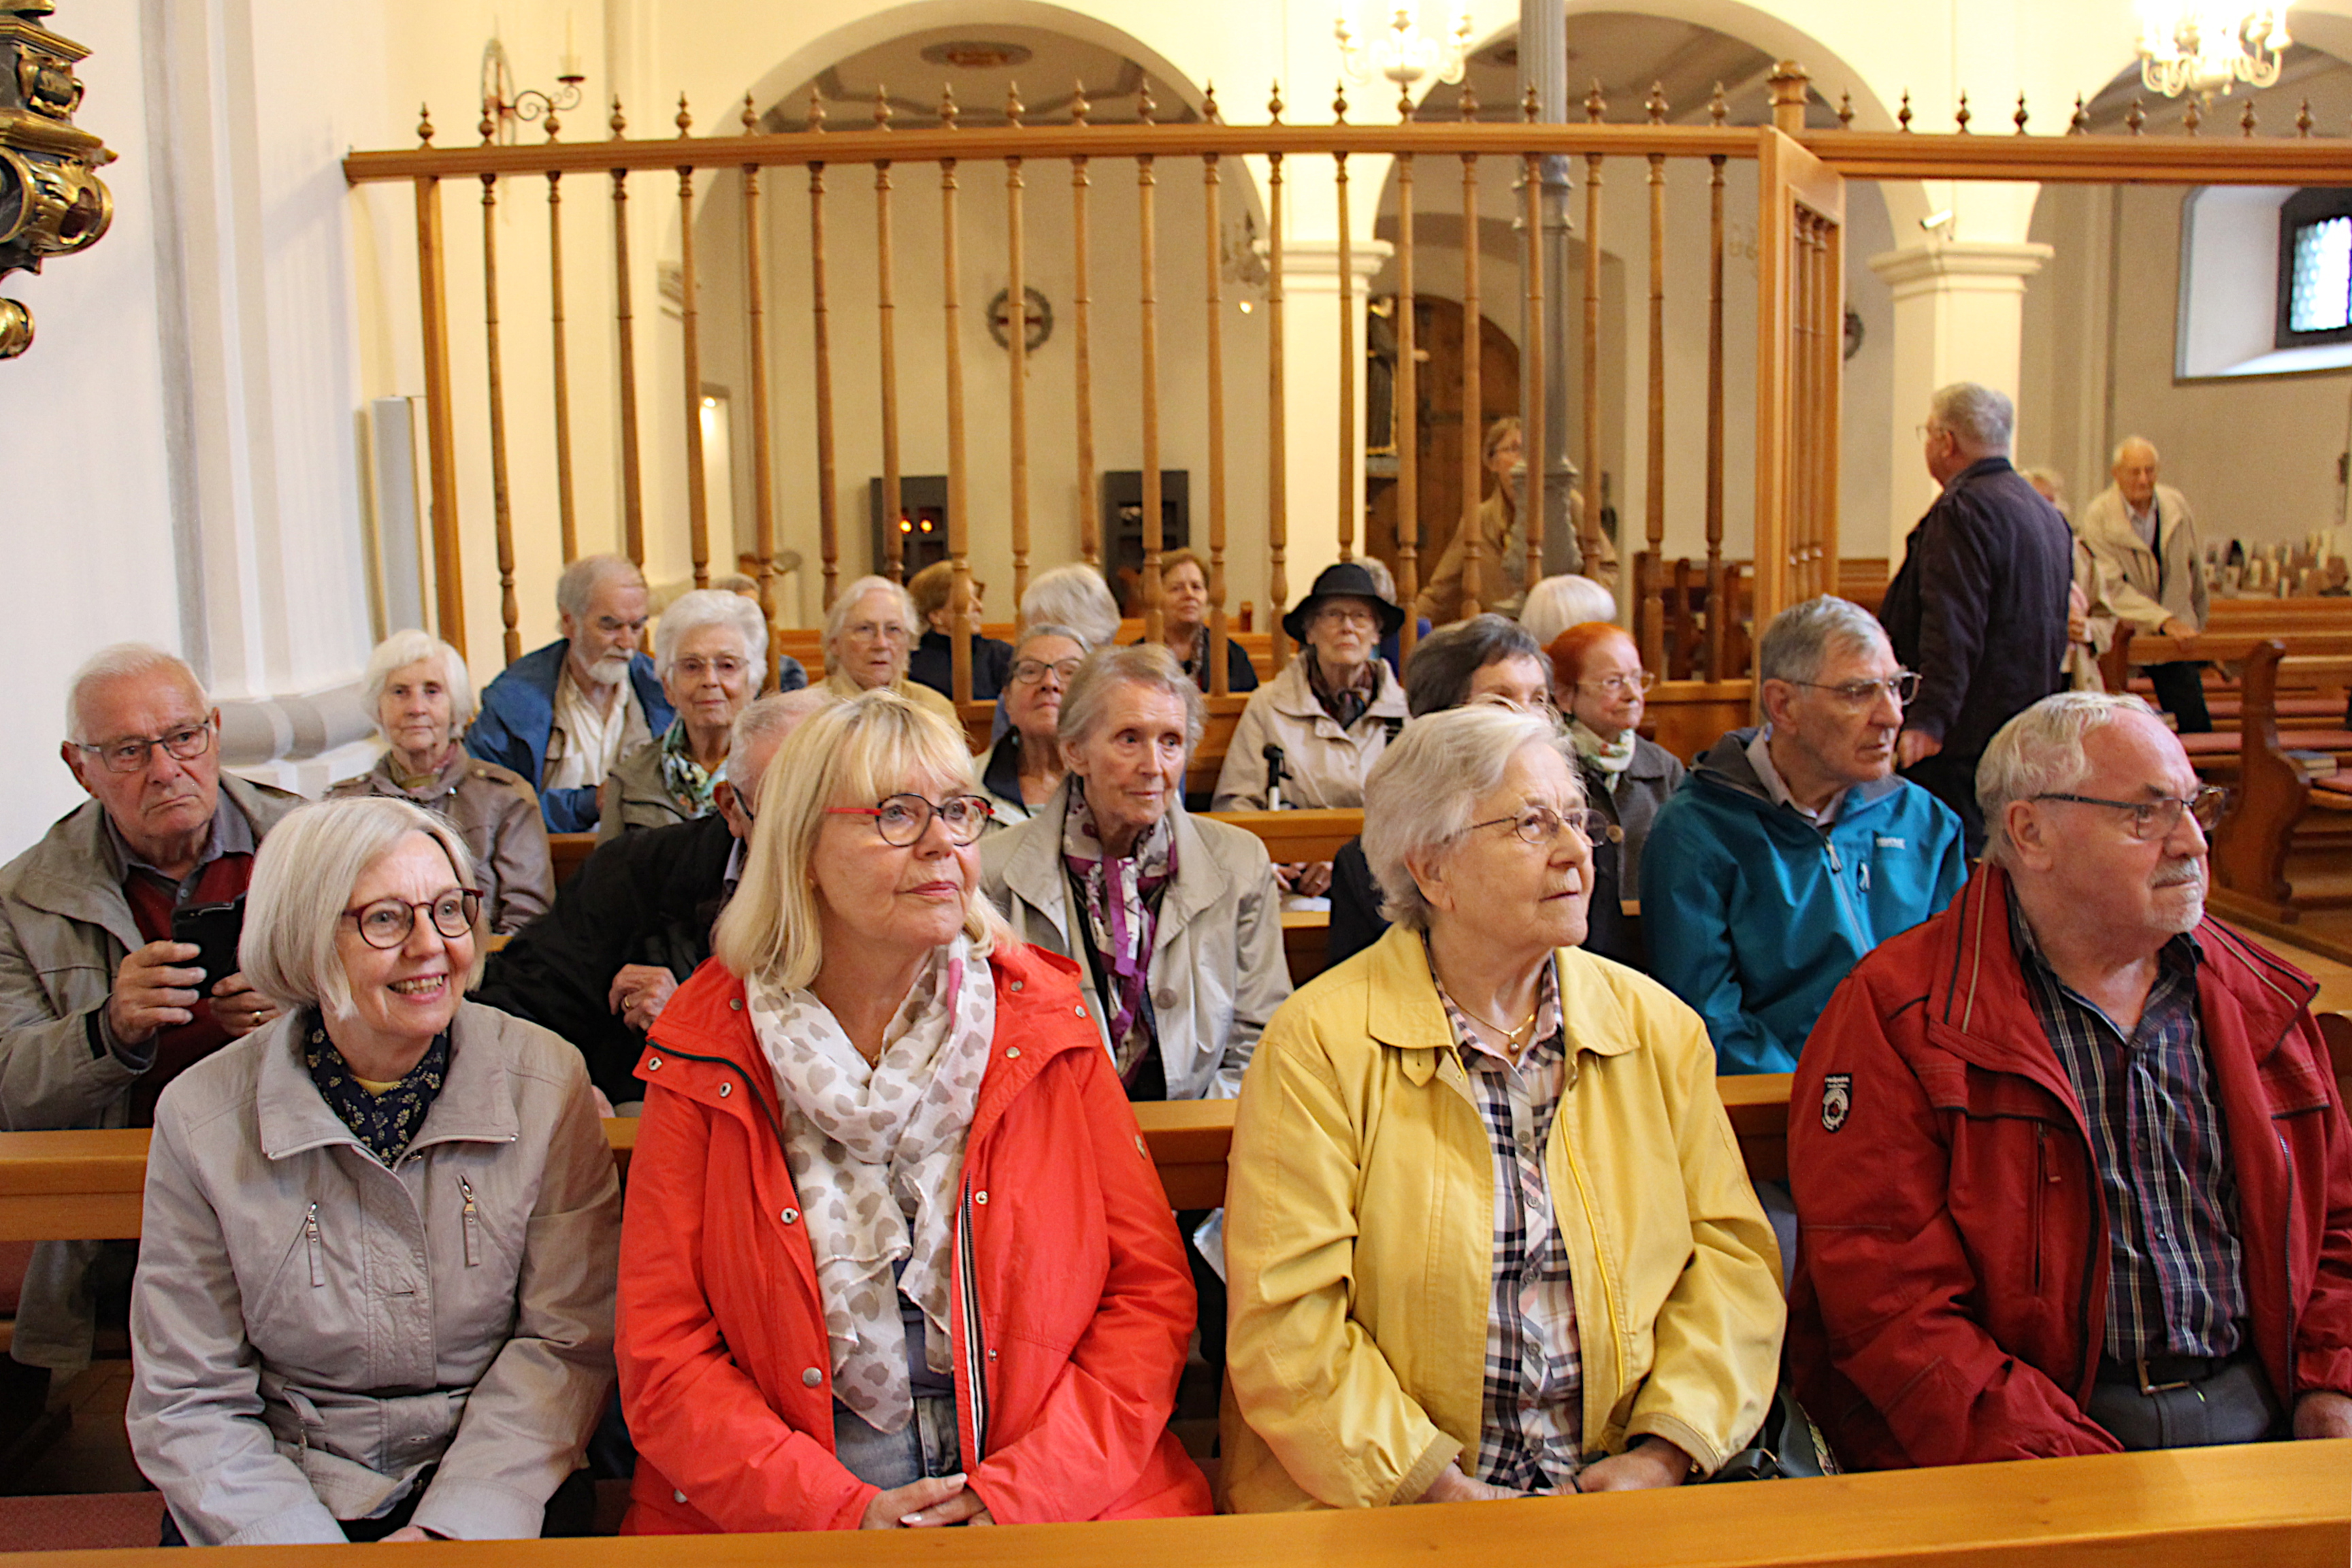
[1568,717,1636,785]
[745,936,996,1433]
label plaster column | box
[1868,238,2053,561]
[1275,236,1391,605]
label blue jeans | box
[831,1394,962,1490]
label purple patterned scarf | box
[1060,785,1177,1078]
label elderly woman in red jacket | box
[616,689,1210,1532]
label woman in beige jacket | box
[127,798,620,1545]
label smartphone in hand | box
[170,896,246,992]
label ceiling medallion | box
[919,41,1035,71]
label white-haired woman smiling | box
[330,630,552,934]
[1220,704,1782,1511]
[126,796,621,1545]
[597,589,774,842]
[616,690,1209,1533]
[821,574,962,728]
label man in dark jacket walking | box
[1879,381,2073,855]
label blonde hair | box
[713,689,1003,990]
[240,798,486,1021]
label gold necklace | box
[1457,999,1541,1045]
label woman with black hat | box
[1211,564,1409,893]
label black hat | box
[1283,561,1406,644]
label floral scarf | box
[1307,650,1379,731]
[745,938,994,1433]
[655,717,724,819]
[302,1012,449,1166]
[1568,717,1637,787]
[1059,785,1175,1083]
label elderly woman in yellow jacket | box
[1220,704,1782,1509]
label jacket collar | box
[256,1001,521,1163]
[1260,654,1407,726]
[1358,924,1638,1088]
[996,783,1228,949]
[1688,727,1904,830]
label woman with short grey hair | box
[821,574,960,726]
[1518,574,1618,653]
[128,796,620,1545]
[596,589,772,842]
[330,630,551,934]
[1019,564,1124,649]
[1222,704,1782,1512]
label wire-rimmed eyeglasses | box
[1787,670,1922,709]
[1467,803,1611,847]
[2030,787,2227,842]
[73,719,216,775]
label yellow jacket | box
[1218,925,1783,1511]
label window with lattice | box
[2276,188,2352,349]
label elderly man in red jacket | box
[1787,691,2352,1467]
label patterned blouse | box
[303,1012,451,1166]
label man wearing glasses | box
[1789,692,2352,1465]
[467,554,674,832]
[1642,596,1968,1080]
[1878,382,2074,856]
[0,643,298,1447]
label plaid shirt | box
[1431,958,1583,1491]
[2009,896,2247,1362]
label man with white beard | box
[1784,692,2352,1467]
[467,555,674,831]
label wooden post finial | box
[1457,80,1479,120]
[480,97,496,146]
[2015,93,2029,134]
[2242,98,2258,137]
[1955,91,1971,133]
[875,86,892,130]
[676,94,692,139]
[610,95,627,139]
[1898,90,1912,132]
[1074,80,1092,126]
[1008,80,1026,127]
[745,93,760,134]
[1646,81,1668,124]
[1267,81,1282,125]
[1333,81,1348,125]
[1767,60,1808,135]
[1710,82,1727,125]
[1137,80,1156,124]
[2125,96,2145,134]
[2298,97,2314,137]
[2183,95,2201,135]
[418,102,435,146]
[1522,83,1539,122]
[1837,90,1854,130]
[938,84,958,128]
[1585,79,1606,122]
[1203,82,1219,124]
[2070,93,2089,135]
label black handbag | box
[1701,1385,1840,1483]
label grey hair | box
[1519,575,1618,651]
[1757,595,1890,687]
[1056,642,1204,753]
[655,588,770,681]
[555,554,647,621]
[239,797,487,1020]
[2112,434,2161,466]
[823,575,919,666]
[1976,691,2161,867]
[1013,621,1087,659]
[65,643,207,744]
[730,687,834,806]
[1929,382,2014,454]
[1404,615,1546,717]
[1358,556,1399,603]
[361,631,476,742]
[1363,704,1573,934]
[1020,565,1122,648]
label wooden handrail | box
[0,1077,1796,1243]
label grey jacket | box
[2077,481,2208,635]
[329,751,553,934]
[0,774,299,1373]
[126,1002,621,1546]
[1210,655,1409,812]
[980,785,1289,1100]
[1590,734,1685,892]
[592,740,702,844]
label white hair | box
[239,797,487,1021]
[556,554,647,621]
[360,631,476,743]
[1519,575,1618,651]
[1929,382,2014,455]
[655,588,770,681]
[1013,622,1087,659]
[1757,595,1889,687]
[2112,435,2160,467]
[730,687,834,805]
[825,575,917,651]
[1362,704,1573,934]
[1020,565,1122,648]
[65,643,206,744]
[1976,691,2161,867]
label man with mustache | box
[1640,595,1967,1079]
[468,555,675,832]
[1788,693,2352,1466]
[0,644,297,1452]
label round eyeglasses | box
[828,793,994,847]
[1467,804,1611,847]
[343,889,482,949]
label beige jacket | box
[1415,491,1531,625]
[821,670,962,728]
[593,740,702,845]
[1211,656,1409,813]
[126,1002,620,1545]
[980,783,1290,1100]
[329,751,552,934]
[1220,926,1783,1510]
[2077,482,2207,635]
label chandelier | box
[1335,5,1477,95]
[2136,2,2290,98]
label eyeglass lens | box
[353,891,480,949]
[870,794,991,846]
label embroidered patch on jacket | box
[1821,1073,1853,1133]
[1874,836,1906,849]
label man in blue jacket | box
[1641,595,1967,1077]
[466,555,673,832]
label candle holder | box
[480,35,586,144]
[0,1,115,359]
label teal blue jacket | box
[1637,729,1966,1075]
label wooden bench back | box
[1202,808,1365,866]
[548,832,598,889]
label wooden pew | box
[548,831,598,889]
[0,1077,1796,1243]
[1202,808,1364,866]
[2210,642,2352,922]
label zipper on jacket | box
[2278,1128,2298,1392]
[953,1177,992,1465]
[1820,839,1872,949]
[458,1174,480,1267]
[2031,1126,2048,1291]
[304,1203,324,1287]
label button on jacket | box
[1786,865,2352,1469]
[980,784,1290,1100]
[615,942,1211,1532]
[125,1002,622,1544]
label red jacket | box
[1786,864,2352,1469]
[615,943,1213,1531]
